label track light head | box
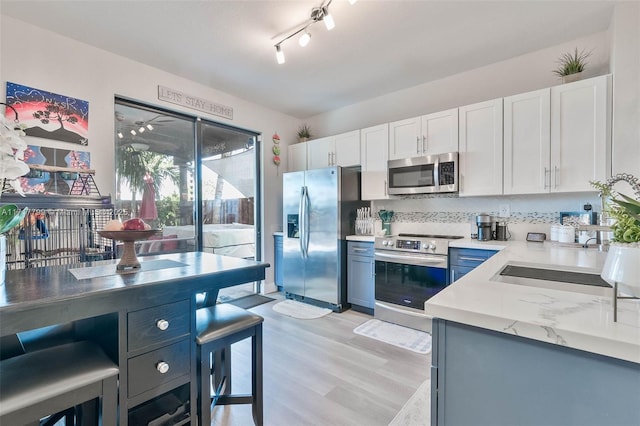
[322,7,335,30]
[299,31,311,47]
[275,44,285,64]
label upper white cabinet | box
[307,130,360,170]
[458,98,503,197]
[503,88,551,195]
[550,75,611,192]
[360,123,390,200]
[388,109,458,160]
[288,142,307,172]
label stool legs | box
[252,324,263,426]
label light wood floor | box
[210,293,430,426]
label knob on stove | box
[425,241,436,251]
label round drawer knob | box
[156,361,170,374]
[156,319,169,331]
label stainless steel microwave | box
[387,152,458,195]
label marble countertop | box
[425,241,640,363]
[346,235,375,242]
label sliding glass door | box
[114,99,261,300]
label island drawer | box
[348,241,374,257]
[127,339,190,398]
[449,248,497,267]
[128,299,190,351]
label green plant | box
[297,123,311,139]
[553,48,592,77]
[591,178,640,243]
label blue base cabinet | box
[274,234,283,291]
[448,247,496,283]
[431,318,640,426]
[347,241,374,314]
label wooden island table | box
[0,251,269,425]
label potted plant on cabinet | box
[553,48,592,84]
[297,124,311,143]
[591,173,640,300]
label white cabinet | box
[503,88,551,195]
[458,98,503,197]
[388,109,458,160]
[360,123,389,200]
[307,130,360,169]
[550,75,610,192]
[504,75,611,195]
[288,142,307,172]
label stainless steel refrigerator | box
[283,166,367,312]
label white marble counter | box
[426,241,640,363]
[346,235,375,242]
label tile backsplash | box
[370,192,601,241]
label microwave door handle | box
[434,158,440,191]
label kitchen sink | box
[491,262,613,297]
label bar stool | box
[196,303,264,426]
[0,340,119,426]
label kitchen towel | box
[354,319,432,354]
[272,299,332,319]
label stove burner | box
[398,233,464,240]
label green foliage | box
[156,193,180,227]
[297,123,311,139]
[591,180,640,243]
[553,48,592,77]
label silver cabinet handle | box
[328,152,331,166]
[352,248,369,253]
[156,319,169,331]
[416,136,420,154]
[422,135,426,153]
[384,180,388,196]
[554,166,559,188]
[451,269,456,283]
[458,256,485,262]
[544,167,549,189]
[156,361,170,374]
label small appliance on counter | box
[494,220,510,241]
[476,214,492,241]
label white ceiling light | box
[117,131,123,139]
[146,124,153,131]
[138,126,145,133]
[348,0,357,4]
[273,0,354,64]
[299,31,311,47]
[276,45,285,64]
[130,129,137,136]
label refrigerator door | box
[304,167,340,305]
[283,171,306,298]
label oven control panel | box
[375,235,456,256]
[396,239,421,250]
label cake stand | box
[98,229,161,270]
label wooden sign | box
[158,85,233,120]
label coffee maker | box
[476,214,492,241]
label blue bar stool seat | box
[196,303,264,426]
[0,340,119,426]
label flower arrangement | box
[0,110,29,195]
[591,174,640,243]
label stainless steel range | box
[374,233,464,332]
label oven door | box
[374,251,448,310]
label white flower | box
[0,114,29,195]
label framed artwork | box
[20,145,91,195]
[5,82,89,145]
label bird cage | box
[2,194,116,270]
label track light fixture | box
[273,0,356,64]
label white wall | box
[0,15,300,292]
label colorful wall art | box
[5,82,89,145]
[19,145,91,195]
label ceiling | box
[1,1,616,119]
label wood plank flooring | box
[210,293,430,426]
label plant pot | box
[298,137,309,143]
[600,242,640,297]
[562,72,583,84]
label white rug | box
[388,380,431,426]
[272,299,332,319]
[354,319,432,354]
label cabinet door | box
[389,116,421,160]
[360,124,389,200]
[347,254,374,308]
[288,142,307,172]
[421,108,459,154]
[458,98,503,196]
[504,88,551,195]
[550,75,610,192]
[334,130,361,167]
[307,136,333,170]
